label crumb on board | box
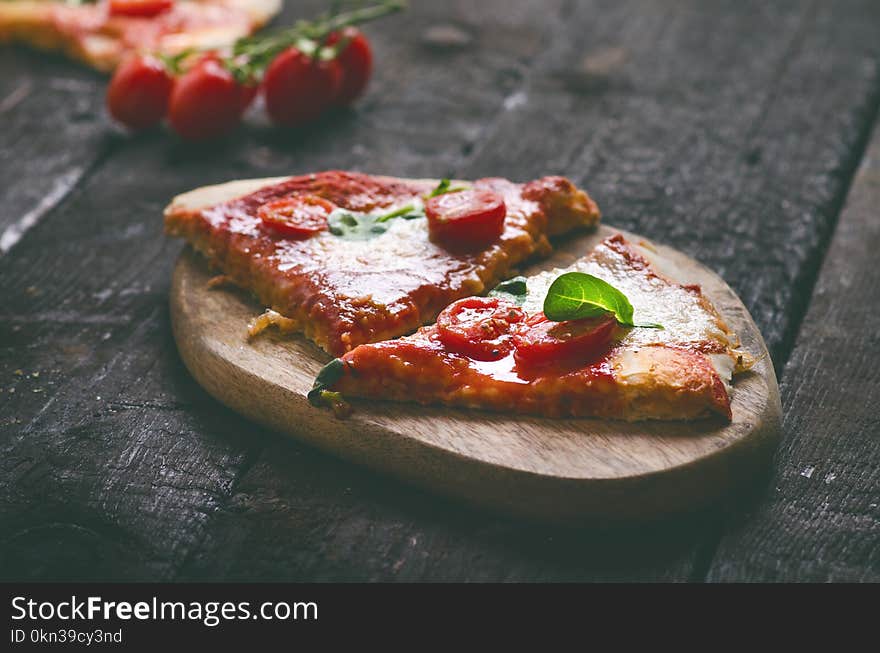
[248,309,298,338]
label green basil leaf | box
[429,179,451,197]
[488,276,528,306]
[375,203,421,223]
[308,358,345,407]
[327,212,368,238]
[543,271,662,329]
[427,178,467,198]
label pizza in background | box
[0,0,281,71]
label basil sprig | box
[543,272,663,329]
[488,276,528,306]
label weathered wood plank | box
[705,125,880,583]
[0,173,263,579]
[176,442,721,582]
[0,48,109,253]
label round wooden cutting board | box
[170,224,781,522]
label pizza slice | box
[316,233,753,421]
[164,170,601,356]
[0,0,280,71]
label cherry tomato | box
[109,0,174,17]
[258,195,335,238]
[263,47,342,127]
[168,55,245,141]
[435,297,525,360]
[425,189,506,250]
[106,54,173,131]
[326,27,373,105]
[512,312,617,370]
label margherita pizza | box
[164,170,601,356]
[0,0,280,71]
[316,233,753,421]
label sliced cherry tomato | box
[425,189,506,250]
[263,47,342,127]
[168,54,246,141]
[258,195,335,238]
[435,297,525,361]
[512,312,617,370]
[326,27,373,105]
[109,0,174,17]
[106,54,173,131]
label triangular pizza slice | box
[318,234,752,421]
[164,170,600,355]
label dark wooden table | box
[1,1,878,582]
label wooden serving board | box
[170,224,781,522]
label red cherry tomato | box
[106,54,173,131]
[425,189,507,250]
[435,297,525,361]
[326,27,373,105]
[168,55,245,141]
[109,0,174,17]
[263,47,342,127]
[258,195,335,238]
[512,312,617,370]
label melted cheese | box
[520,237,740,383]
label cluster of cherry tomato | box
[106,27,373,141]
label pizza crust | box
[166,176,482,213]
[168,176,290,212]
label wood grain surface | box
[170,209,781,521]
[707,122,880,582]
[1,0,879,581]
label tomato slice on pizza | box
[0,0,280,71]
[316,234,752,421]
[164,171,601,356]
